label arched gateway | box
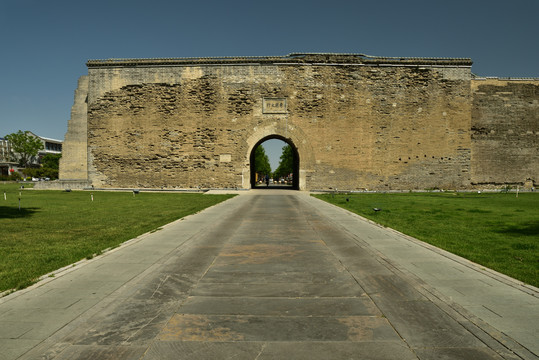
[57,53,538,191]
[250,135,300,190]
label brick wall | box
[60,55,482,190]
[471,79,539,188]
[58,76,89,181]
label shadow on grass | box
[497,222,539,237]
[0,206,39,219]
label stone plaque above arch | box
[263,98,287,114]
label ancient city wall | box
[62,54,473,191]
[59,76,89,181]
[471,78,539,188]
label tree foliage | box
[4,130,44,167]
[41,153,61,170]
[274,144,294,179]
[254,145,271,176]
[23,154,62,179]
[23,167,59,180]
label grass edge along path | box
[0,185,234,294]
[314,192,539,288]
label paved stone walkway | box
[1,191,537,359]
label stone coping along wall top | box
[86,53,473,68]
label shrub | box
[21,167,59,180]
[0,173,22,181]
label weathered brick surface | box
[58,76,89,180]
[58,54,536,190]
[471,79,539,188]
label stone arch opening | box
[249,135,300,190]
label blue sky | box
[1,0,537,169]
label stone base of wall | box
[34,180,90,190]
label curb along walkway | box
[0,190,537,359]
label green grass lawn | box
[0,183,233,293]
[314,192,539,288]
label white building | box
[33,133,63,158]
[0,137,17,176]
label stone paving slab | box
[139,340,425,360]
[0,191,537,359]
[190,282,366,297]
[143,341,420,360]
[177,296,380,316]
[142,341,264,360]
[51,345,148,360]
[159,314,400,342]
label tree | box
[254,145,271,177]
[42,153,62,179]
[274,144,294,179]
[4,130,44,167]
[22,154,62,180]
[41,153,61,170]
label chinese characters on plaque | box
[263,98,287,114]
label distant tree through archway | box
[250,135,299,190]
